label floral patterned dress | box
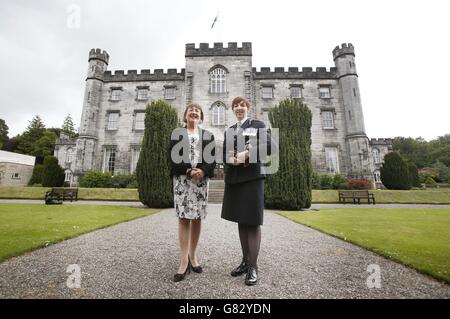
[173,133,209,219]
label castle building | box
[54,42,391,187]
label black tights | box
[238,223,261,268]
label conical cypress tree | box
[380,151,412,190]
[136,99,178,208]
[265,98,312,210]
[42,156,65,187]
[407,162,421,187]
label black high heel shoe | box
[189,257,203,273]
[173,263,191,282]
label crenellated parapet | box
[252,66,338,80]
[185,42,252,57]
[369,138,393,146]
[103,68,186,82]
[89,48,109,65]
[332,43,355,61]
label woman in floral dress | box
[169,103,215,282]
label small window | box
[66,148,74,163]
[104,148,116,174]
[87,91,91,101]
[64,170,73,182]
[137,88,148,100]
[134,112,145,130]
[111,89,121,101]
[164,87,176,100]
[373,148,381,164]
[262,86,273,99]
[212,103,225,125]
[322,111,334,129]
[11,173,20,179]
[319,87,331,99]
[374,171,381,183]
[348,110,352,120]
[107,112,119,130]
[131,147,141,173]
[325,147,339,174]
[353,88,357,97]
[290,86,302,99]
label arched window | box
[372,148,381,164]
[209,66,227,93]
[373,170,381,183]
[212,102,226,125]
[64,170,73,182]
[66,148,74,163]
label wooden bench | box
[45,187,79,204]
[338,190,375,204]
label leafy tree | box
[380,151,412,190]
[407,162,421,187]
[431,160,449,182]
[136,99,178,208]
[265,98,312,210]
[16,115,46,156]
[42,155,65,187]
[0,119,8,149]
[61,114,77,137]
[1,135,19,152]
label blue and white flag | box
[211,12,219,29]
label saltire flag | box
[211,13,219,29]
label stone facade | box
[55,43,392,186]
[0,150,35,186]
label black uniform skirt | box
[221,178,264,226]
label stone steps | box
[209,179,224,203]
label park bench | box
[45,187,79,204]
[338,190,375,205]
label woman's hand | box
[235,150,249,163]
[191,168,205,181]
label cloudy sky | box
[1,0,449,140]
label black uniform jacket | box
[169,127,216,178]
[223,119,276,185]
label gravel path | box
[0,204,449,298]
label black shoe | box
[245,266,258,286]
[173,263,191,282]
[230,261,249,277]
[188,258,203,274]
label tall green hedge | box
[265,98,312,210]
[380,151,412,190]
[42,155,65,187]
[407,162,421,187]
[28,164,44,185]
[136,99,178,208]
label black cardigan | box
[169,127,216,178]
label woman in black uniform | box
[221,96,274,286]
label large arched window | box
[209,66,227,93]
[372,148,381,164]
[212,102,226,125]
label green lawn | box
[279,208,450,283]
[0,203,160,262]
[2,186,450,204]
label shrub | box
[424,176,438,188]
[136,99,178,208]
[332,174,348,189]
[79,171,112,188]
[28,164,44,185]
[380,151,412,190]
[311,171,321,190]
[41,156,65,187]
[264,98,312,210]
[111,174,136,188]
[319,174,334,189]
[347,178,371,190]
[431,160,449,182]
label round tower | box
[74,49,109,178]
[333,43,373,179]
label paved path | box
[2,198,450,209]
[0,204,449,298]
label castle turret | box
[334,43,373,179]
[75,48,109,176]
